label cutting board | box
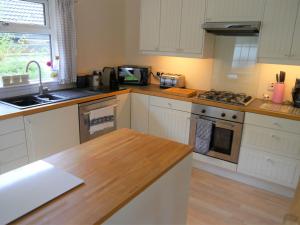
[163,88,197,98]
[0,161,84,225]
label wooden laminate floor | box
[187,168,292,225]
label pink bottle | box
[272,83,285,104]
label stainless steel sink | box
[0,93,67,109]
[35,94,65,101]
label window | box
[0,0,58,87]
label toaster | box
[160,74,185,88]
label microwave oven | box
[118,65,151,86]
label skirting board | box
[193,159,295,198]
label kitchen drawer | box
[149,96,192,112]
[242,124,300,159]
[0,117,24,136]
[245,113,300,134]
[0,156,29,174]
[0,144,28,164]
[0,130,26,150]
[238,147,300,188]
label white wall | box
[75,0,126,75]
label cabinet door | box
[24,105,80,161]
[139,0,161,51]
[159,0,182,52]
[258,0,299,59]
[206,0,266,22]
[116,93,131,129]
[291,8,300,58]
[149,105,190,144]
[238,147,300,188]
[180,0,206,54]
[131,93,149,133]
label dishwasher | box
[79,96,118,143]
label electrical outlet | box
[267,82,275,91]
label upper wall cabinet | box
[180,0,208,54]
[159,0,182,52]
[291,8,300,60]
[139,0,161,51]
[139,0,213,58]
[206,0,266,22]
[258,0,300,64]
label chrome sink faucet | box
[26,60,48,95]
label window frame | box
[0,0,59,84]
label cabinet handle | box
[266,158,274,164]
[271,134,280,140]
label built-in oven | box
[189,104,244,164]
[79,96,117,143]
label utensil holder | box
[272,83,285,104]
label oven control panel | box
[191,104,245,123]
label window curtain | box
[55,0,77,84]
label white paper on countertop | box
[0,160,84,225]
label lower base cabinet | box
[149,105,190,144]
[0,117,29,174]
[24,105,80,161]
[238,147,300,188]
[238,113,300,189]
[116,93,131,129]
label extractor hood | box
[202,21,261,36]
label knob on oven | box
[232,115,237,120]
[221,113,226,117]
[201,109,206,114]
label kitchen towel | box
[195,118,213,154]
[89,106,114,135]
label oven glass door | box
[189,115,242,163]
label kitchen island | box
[10,128,193,225]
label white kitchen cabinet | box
[139,0,212,57]
[206,0,266,22]
[238,112,300,188]
[139,0,161,51]
[258,0,299,61]
[159,0,182,52]
[116,93,131,129]
[131,93,149,134]
[291,8,300,59]
[238,147,300,188]
[242,124,300,160]
[24,105,80,161]
[0,117,29,174]
[149,106,190,144]
[149,96,191,144]
[180,0,209,55]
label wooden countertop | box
[1,85,300,121]
[0,89,130,121]
[11,129,192,225]
[129,85,300,121]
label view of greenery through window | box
[0,0,55,87]
[0,33,52,83]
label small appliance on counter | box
[292,79,300,108]
[118,65,151,86]
[102,67,120,91]
[160,74,185,89]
